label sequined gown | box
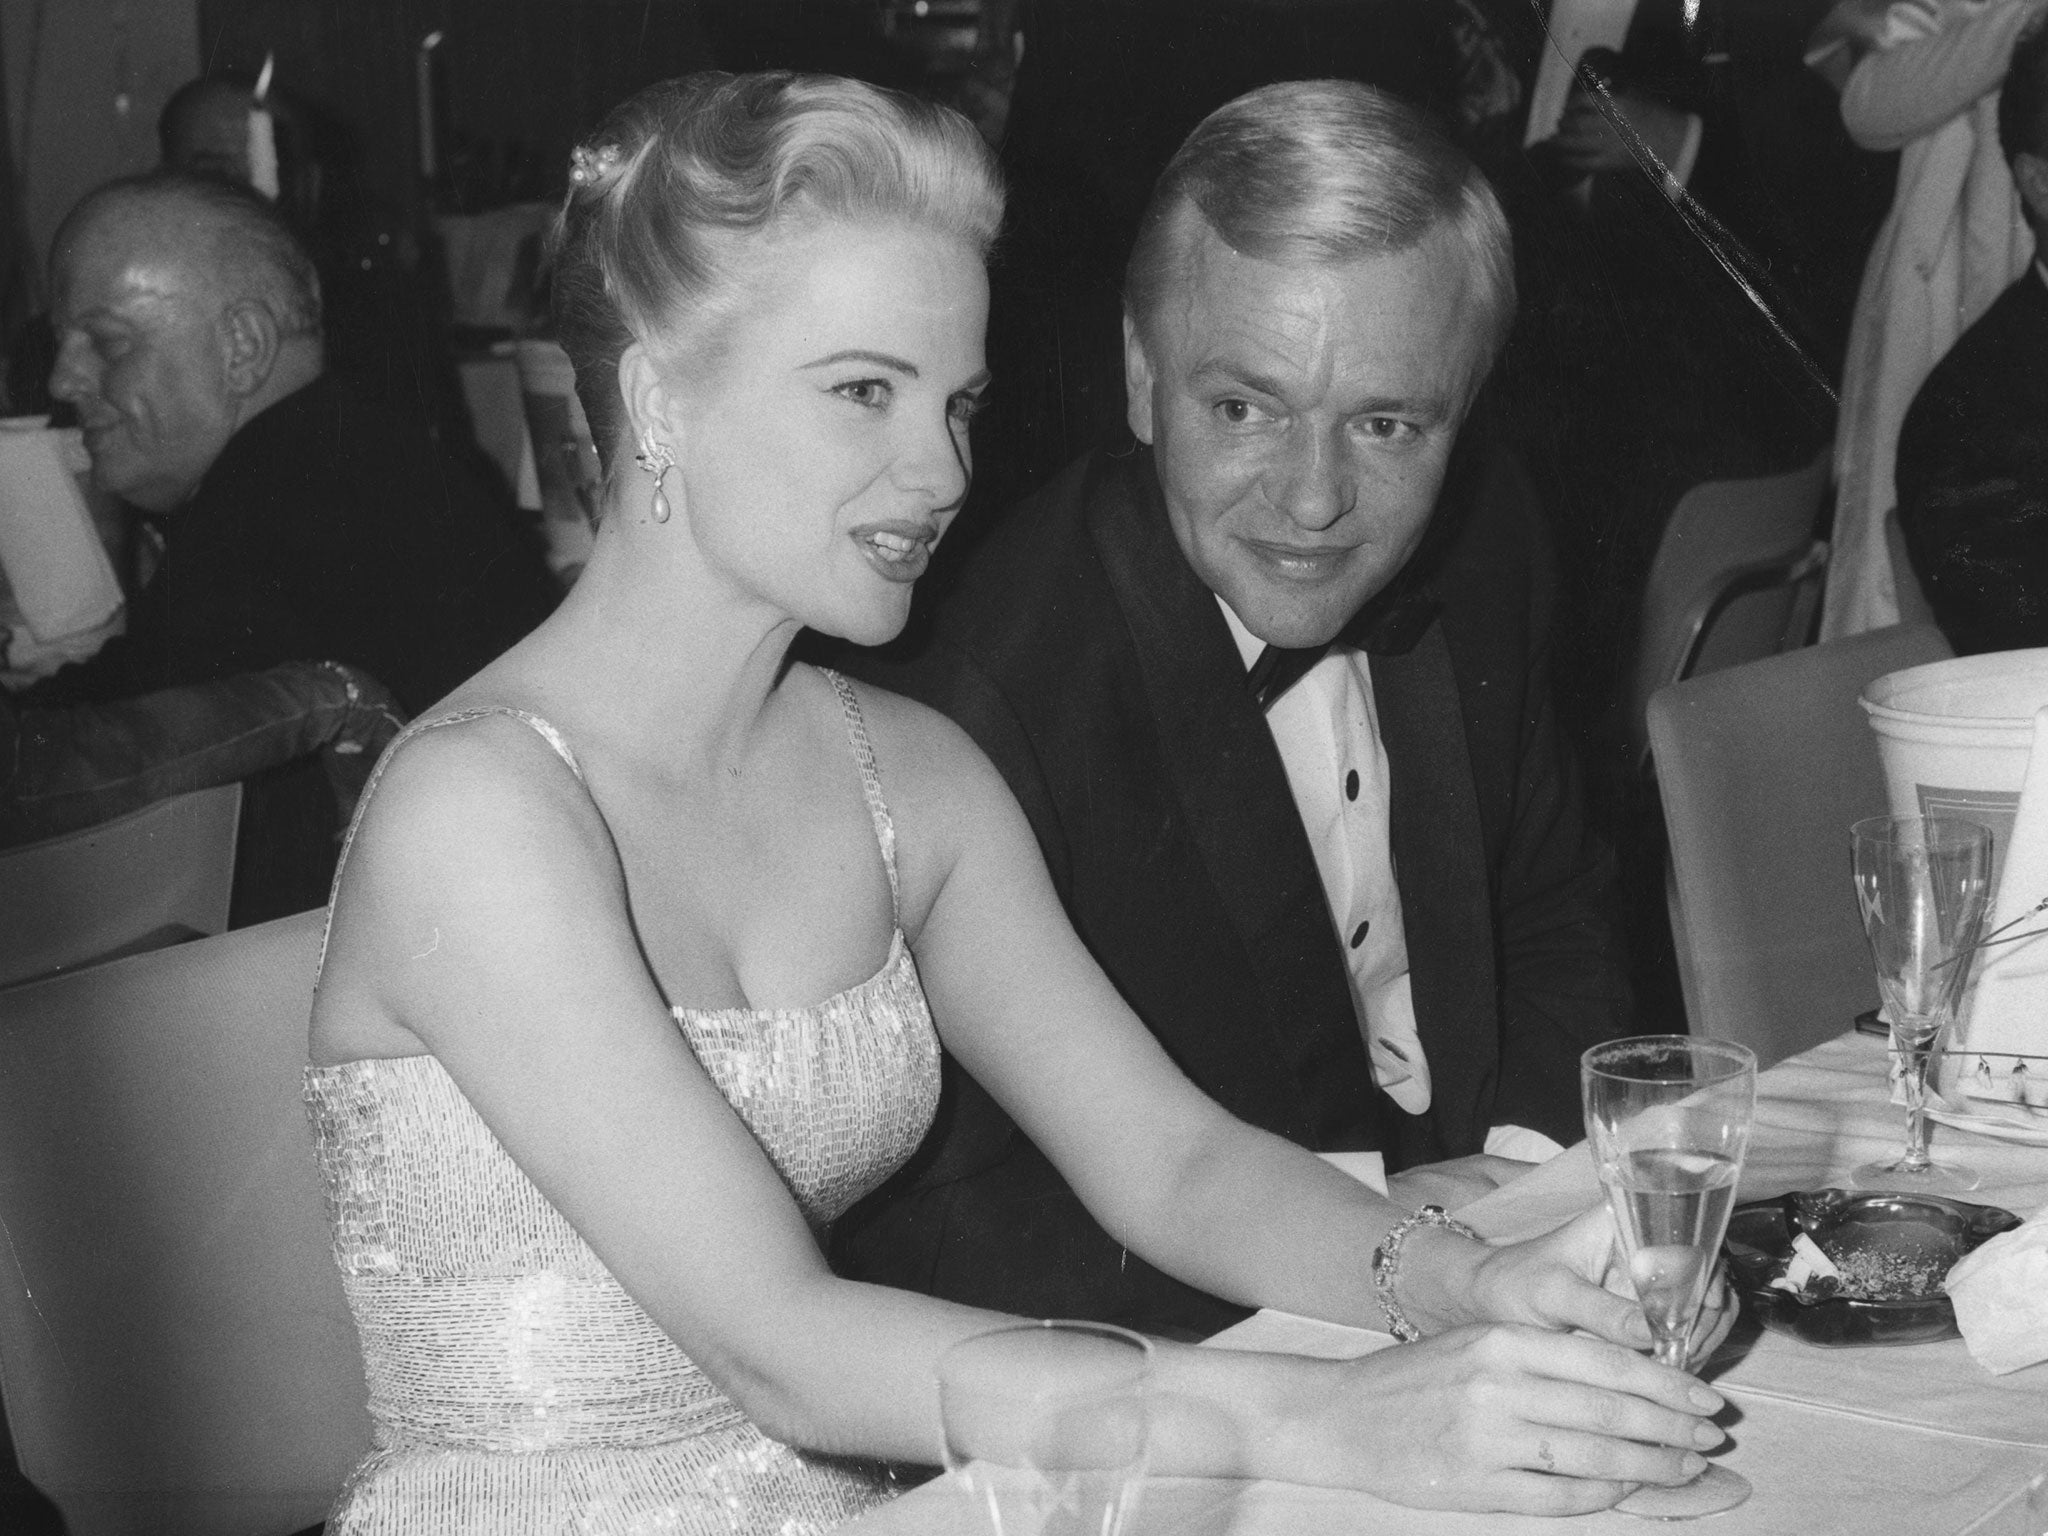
[304,674,943,1534]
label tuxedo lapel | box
[1085,451,1374,1143]
[1373,630,1499,1157]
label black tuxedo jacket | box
[1896,268,2048,656]
[29,373,556,716]
[830,433,1630,1337]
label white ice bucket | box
[1861,649,2048,900]
[1861,650,2048,1124]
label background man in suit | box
[832,80,1631,1339]
[1895,15,2048,656]
[29,171,556,918]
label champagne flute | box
[1583,1035,1757,1520]
[938,1320,1152,1536]
[1849,814,1992,1194]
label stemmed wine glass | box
[937,1320,1152,1536]
[1583,1036,1757,1520]
[1849,814,1992,1195]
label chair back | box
[0,782,241,989]
[1629,453,1833,769]
[1648,622,1955,1067]
[0,908,369,1536]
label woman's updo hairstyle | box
[550,70,1004,475]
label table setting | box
[840,1021,2047,1536]
[839,649,2048,1536]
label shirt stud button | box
[1345,769,1360,801]
[1350,920,1370,948]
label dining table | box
[838,1029,2048,1536]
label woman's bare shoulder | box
[320,712,630,1008]
[823,669,1048,942]
[827,672,1010,815]
[348,712,609,870]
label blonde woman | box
[306,71,1730,1534]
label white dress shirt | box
[1218,599,1565,1170]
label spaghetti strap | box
[821,669,900,922]
[315,707,588,985]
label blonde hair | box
[1125,80,1514,364]
[551,70,1004,472]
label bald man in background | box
[27,170,554,916]
[155,71,464,442]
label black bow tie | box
[1242,587,1443,711]
[1245,642,1330,712]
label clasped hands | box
[1308,1204,1738,1515]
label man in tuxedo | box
[832,80,1631,1338]
[1894,17,2048,657]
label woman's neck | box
[534,522,805,777]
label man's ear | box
[220,300,280,399]
[1122,311,1156,445]
[2016,152,2048,230]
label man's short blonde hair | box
[1125,80,1514,365]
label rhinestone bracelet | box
[1371,1203,1484,1342]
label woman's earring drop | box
[634,438,677,523]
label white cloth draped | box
[1820,0,2041,639]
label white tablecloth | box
[839,1032,2048,1536]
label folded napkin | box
[1948,1207,2048,1375]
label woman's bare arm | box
[867,686,1704,1346]
[311,706,1719,1514]
[1837,0,2044,149]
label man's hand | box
[1550,87,1695,178]
[1387,1153,1535,1212]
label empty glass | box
[938,1320,1152,1536]
[1850,814,1992,1194]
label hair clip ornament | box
[569,143,623,188]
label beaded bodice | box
[304,673,940,1534]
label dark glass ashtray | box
[1723,1189,2021,1347]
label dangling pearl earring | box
[634,437,677,523]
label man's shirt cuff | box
[1485,1124,1568,1165]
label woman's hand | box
[1579,1209,1741,1368]
[1292,1325,1728,1516]
[1399,1203,1737,1361]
